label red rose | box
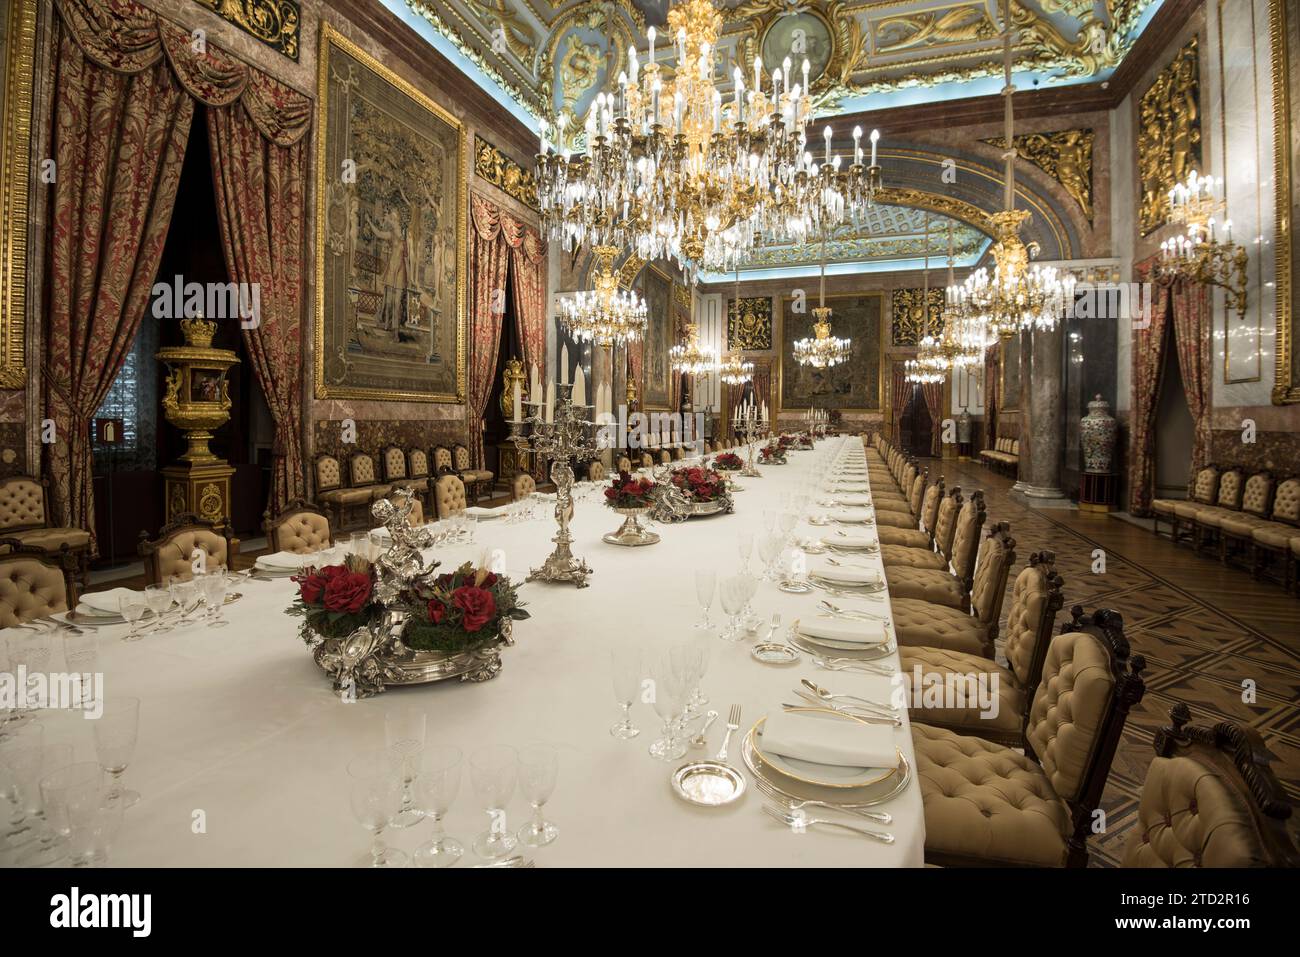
[451,585,496,632]
[427,599,447,624]
[296,572,327,604]
[604,487,617,500]
[322,570,373,614]
[480,572,498,588]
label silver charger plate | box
[742,729,912,808]
[787,628,897,662]
[809,574,887,594]
[777,578,813,594]
[671,760,747,806]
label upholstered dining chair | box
[138,513,236,585]
[0,539,75,625]
[891,522,1019,658]
[454,444,494,503]
[886,491,986,609]
[407,447,432,494]
[898,549,1065,745]
[432,474,468,520]
[388,492,424,525]
[1154,463,1218,543]
[876,467,925,520]
[587,461,607,482]
[263,500,332,555]
[912,607,1147,867]
[348,450,393,501]
[382,445,428,507]
[0,476,92,593]
[1218,471,1277,566]
[877,478,945,550]
[1181,466,1244,554]
[874,462,917,508]
[658,449,672,465]
[313,453,372,531]
[513,473,536,501]
[640,452,655,468]
[616,455,633,473]
[1247,476,1300,582]
[431,445,457,478]
[1121,704,1300,867]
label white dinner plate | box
[752,714,900,789]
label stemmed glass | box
[778,510,798,544]
[118,594,148,642]
[717,575,748,641]
[757,531,784,581]
[61,629,99,711]
[93,696,140,809]
[385,707,427,828]
[413,745,463,868]
[470,744,518,859]
[5,632,51,726]
[142,584,174,635]
[0,721,44,849]
[739,573,760,631]
[694,569,716,631]
[199,570,229,627]
[32,761,102,867]
[609,645,642,739]
[736,530,754,575]
[648,655,686,761]
[516,744,559,847]
[168,578,201,626]
[347,750,408,867]
[64,789,124,867]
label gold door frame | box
[1271,0,1298,403]
[0,0,36,388]
[776,292,886,413]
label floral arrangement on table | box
[289,555,381,640]
[712,451,744,471]
[783,431,814,450]
[759,441,787,464]
[669,466,728,503]
[777,434,797,449]
[603,470,658,510]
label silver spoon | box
[690,710,719,749]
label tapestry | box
[780,295,883,411]
[639,264,673,410]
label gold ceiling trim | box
[617,253,647,290]
[1137,36,1202,236]
[473,135,539,211]
[980,128,1095,223]
[194,0,300,61]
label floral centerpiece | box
[759,442,787,464]
[713,451,743,471]
[670,466,727,502]
[601,470,661,546]
[404,563,529,652]
[777,434,797,450]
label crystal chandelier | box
[904,357,944,384]
[964,0,1076,338]
[1154,170,1248,317]
[718,353,753,385]
[794,231,851,369]
[925,221,986,372]
[670,323,718,376]
[558,246,648,347]
[534,0,883,282]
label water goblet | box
[61,630,99,710]
[199,572,229,627]
[736,530,754,575]
[648,656,687,760]
[142,584,174,635]
[717,575,748,641]
[384,707,426,828]
[693,568,716,631]
[757,531,784,581]
[609,645,642,739]
[118,595,148,642]
[5,632,52,724]
[168,578,200,626]
[347,750,408,868]
[64,789,124,867]
[464,514,478,544]
[469,744,518,859]
[412,745,463,868]
[29,760,100,867]
[93,696,140,809]
[516,744,559,847]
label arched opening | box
[1153,319,1195,500]
[898,383,934,457]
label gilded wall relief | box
[473,135,539,212]
[779,294,884,411]
[727,296,772,351]
[1271,0,1299,403]
[890,288,944,347]
[1138,37,1202,236]
[980,128,1095,222]
[315,24,467,403]
[873,4,997,53]
[194,0,301,60]
[0,0,35,389]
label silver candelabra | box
[734,404,769,478]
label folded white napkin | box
[831,508,874,523]
[79,587,142,615]
[465,505,508,518]
[833,493,873,506]
[832,483,870,492]
[813,562,881,586]
[827,530,878,548]
[762,711,896,768]
[256,550,313,570]
[798,615,887,644]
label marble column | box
[1018,322,1070,506]
[1011,327,1033,491]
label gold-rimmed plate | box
[787,628,896,662]
[809,574,887,594]
[790,618,891,653]
[742,729,912,807]
[749,709,902,790]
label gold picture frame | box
[314,22,467,403]
[777,292,885,412]
[1272,0,1298,403]
[638,261,674,411]
[0,0,36,389]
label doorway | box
[1153,323,1195,499]
[898,385,933,457]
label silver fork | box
[792,689,900,724]
[751,775,893,825]
[812,656,896,677]
[817,601,889,623]
[762,805,895,844]
[716,704,742,761]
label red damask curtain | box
[889,364,910,444]
[44,1,194,551]
[1128,256,1174,515]
[44,0,313,540]
[507,224,546,371]
[1170,280,1212,472]
[921,380,944,456]
[469,195,510,467]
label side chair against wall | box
[912,607,1147,867]
[138,513,237,585]
[1217,471,1277,568]
[0,538,76,625]
[263,499,332,555]
[454,444,495,504]
[1153,463,1218,544]
[313,452,372,532]
[0,476,92,595]
[1122,704,1300,867]
[1247,476,1300,584]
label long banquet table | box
[24,436,925,866]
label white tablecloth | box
[18,437,924,866]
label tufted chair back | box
[1025,608,1146,808]
[513,473,536,501]
[314,455,343,493]
[617,456,633,473]
[1240,472,1275,517]
[1269,477,1300,524]
[1121,705,1300,868]
[454,445,474,472]
[383,446,408,482]
[1002,551,1066,697]
[139,514,234,585]
[968,522,1016,628]
[1216,468,1244,508]
[588,461,607,482]
[390,494,424,525]
[432,446,455,475]
[1189,465,1220,504]
[659,449,672,465]
[0,478,49,531]
[932,488,963,558]
[0,540,71,626]
[408,448,430,480]
[265,500,333,554]
[433,474,467,519]
[920,479,945,536]
[640,452,654,468]
[349,451,380,487]
[899,463,917,494]
[947,491,987,585]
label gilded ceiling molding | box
[194,0,300,60]
[473,135,539,212]
[617,253,646,290]
[1137,36,1201,236]
[872,186,995,240]
[980,129,1095,222]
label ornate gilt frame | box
[0,0,36,389]
[313,22,467,403]
[776,291,886,413]
[1271,0,1298,403]
[639,261,674,412]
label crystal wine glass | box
[516,743,559,847]
[385,707,427,828]
[60,629,99,711]
[609,645,642,739]
[648,655,686,761]
[142,584,174,635]
[5,632,51,725]
[717,575,748,642]
[93,696,140,808]
[118,594,148,642]
[413,745,463,868]
[347,750,408,867]
[168,578,200,626]
[199,571,229,627]
[30,760,100,867]
[694,568,716,631]
[736,530,754,575]
[469,744,518,859]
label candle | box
[562,344,569,385]
[545,378,555,423]
[512,378,522,423]
[677,27,686,66]
[648,26,655,64]
[530,363,541,403]
[802,58,810,92]
[733,67,743,112]
[853,126,862,165]
[574,364,586,409]
[700,41,710,80]
[773,67,782,105]
[870,129,879,167]
[629,47,638,84]
[753,55,761,94]
[824,126,832,164]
